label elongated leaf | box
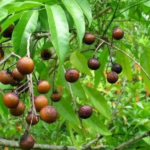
[8,2,43,14]
[83,114,111,136]
[116,45,132,80]
[140,47,150,92]
[62,0,85,48]
[83,86,111,119]
[70,51,92,76]
[12,11,38,56]
[94,49,109,88]
[0,0,14,7]
[75,0,92,26]
[0,8,8,22]
[1,12,22,33]
[46,5,69,67]
[53,94,79,125]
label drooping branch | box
[114,130,150,150]
[96,37,150,80]
[0,138,106,150]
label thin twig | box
[96,37,150,80]
[114,130,150,150]
[93,41,104,57]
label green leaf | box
[8,2,43,14]
[53,94,79,125]
[140,47,150,92]
[83,114,111,136]
[45,4,69,67]
[0,0,14,7]
[75,0,92,26]
[116,45,132,81]
[70,51,92,76]
[94,49,109,88]
[62,0,85,48]
[12,11,38,56]
[1,12,23,33]
[83,86,111,119]
[0,8,8,22]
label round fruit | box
[83,33,95,45]
[107,71,118,84]
[111,63,122,74]
[34,95,49,112]
[65,69,79,83]
[3,92,19,108]
[88,58,100,70]
[2,24,15,38]
[37,80,50,94]
[78,105,93,119]
[40,105,58,123]
[17,56,34,75]
[19,134,35,150]
[112,28,124,40]
[41,49,52,60]
[10,101,25,116]
[12,68,24,81]
[51,91,62,102]
[0,70,14,84]
[10,80,20,86]
[26,113,39,125]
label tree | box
[0,0,150,149]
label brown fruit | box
[26,113,39,125]
[37,80,50,94]
[107,71,118,84]
[34,95,49,112]
[3,92,19,108]
[111,63,122,74]
[0,70,14,84]
[78,105,93,119]
[10,101,25,116]
[112,28,124,40]
[0,26,1,32]
[41,49,52,60]
[2,24,15,38]
[65,69,79,83]
[51,91,62,102]
[10,80,20,86]
[12,68,24,81]
[40,105,58,123]
[88,58,100,70]
[17,56,34,75]
[83,33,95,45]
[19,134,35,150]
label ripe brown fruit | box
[51,91,62,102]
[3,92,19,108]
[37,80,50,94]
[107,71,118,84]
[78,105,93,119]
[65,69,79,83]
[10,101,25,116]
[111,63,122,74]
[19,134,35,150]
[83,33,95,45]
[34,95,49,112]
[10,80,20,86]
[41,49,52,60]
[40,105,58,123]
[88,58,100,70]
[17,56,34,75]
[0,70,14,84]
[26,113,39,125]
[112,28,124,40]
[2,24,15,38]
[12,68,24,81]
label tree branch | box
[114,131,150,150]
[0,138,106,150]
[96,37,150,80]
